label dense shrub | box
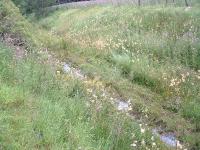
[11,0,56,14]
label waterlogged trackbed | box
[62,62,182,148]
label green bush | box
[11,0,56,14]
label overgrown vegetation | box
[0,1,171,149]
[1,0,200,149]
[1,42,159,149]
[11,0,56,14]
[36,5,200,149]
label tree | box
[138,0,141,6]
[11,0,56,14]
[185,0,189,7]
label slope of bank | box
[0,1,171,149]
[36,5,200,149]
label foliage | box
[0,39,168,149]
[1,0,200,148]
[37,6,200,149]
[0,1,170,149]
[11,0,56,14]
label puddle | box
[153,128,179,147]
[116,100,180,147]
[63,63,71,73]
[63,63,85,79]
[116,99,180,148]
[160,133,177,147]
[117,100,129,111]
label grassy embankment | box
[37,5,200,149]
[0,1,169,149]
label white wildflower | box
[141,128,145,133]
[152,142,156,146]
[134,140,138,143]
[56,70,60,75]
[177,141,183,149]
[141,139,145,145]
[130,143,137,147]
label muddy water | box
[62,63,181,148]
[117,100,129,111]
[116,100,179,148]
[152,128,178,147]
[63,63,85,79]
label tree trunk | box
[185,0,189,7]
[138,0,141,6]
[165,0,168,5]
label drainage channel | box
[63,62,183,149]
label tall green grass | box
[0,42,169,149]
[37,5,200,149]
[0,1,173,149]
